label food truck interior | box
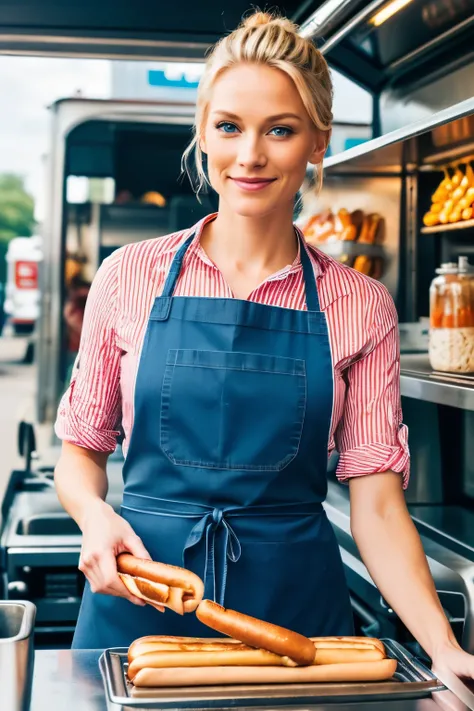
[1,0,474,668]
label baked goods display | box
[423,162,474,228]
[120,578,397,688]
[300,208,385,279]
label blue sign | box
[148,69,200,89]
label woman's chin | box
[223,195,287,219]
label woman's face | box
[201,63,326,218]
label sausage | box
[130,659,398,687]
[196,600,316,666]
[117,554,204,615]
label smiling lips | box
[230,177,276,192]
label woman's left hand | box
[432,642,474,680]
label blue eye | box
[270,126,293,137]
[217,122,238,134]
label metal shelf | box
[400,354,474,411]
[320,96,474,174]
[421,218,474,234]
[312,242,385,258]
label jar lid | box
[436,262,459,275]
[435,256,472,275]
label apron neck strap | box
[161,234,195,298]
[161,230,321,312]
[299,234,320,312]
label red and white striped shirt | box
[55,214,410,488]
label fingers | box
[102,552,147,605]
[124,533,152,561]
[79,549,146,605]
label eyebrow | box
[212,110,303,122]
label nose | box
[237,133,267,169]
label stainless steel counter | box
[30,649,455,711]
[400,354,474,411]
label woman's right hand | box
[78,499,153,606]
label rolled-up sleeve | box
[335,284,410,489]
[54,252,122,452]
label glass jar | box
[429,256,474,373]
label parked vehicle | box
[3,236,42,336]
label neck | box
[201,202,298,276]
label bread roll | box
[131,659,398,687]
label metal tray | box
[99,639,444,709]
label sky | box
[0,55,371,223]
[0,56,111,220]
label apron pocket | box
[160,349,306,471]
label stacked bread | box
[302,209,382,246]
[300,209,384,279]
[118,556,397,688]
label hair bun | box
[243,11,273,28]
[242,11,296,33]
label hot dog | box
[130,659,398,687]
[116,554,204,615]
[196,600,316,666]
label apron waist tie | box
[121,492,323,606]
[184,508,241,606]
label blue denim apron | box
[72,230,354,649]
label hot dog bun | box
[196,600,316,666]
[310,637,385,655]
[131,659,398,687]
[128,637,248,664]
[128,649,288,680]
[117,554,204,615]
[127,637,385,677]
[127,645,384,681]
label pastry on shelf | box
[336,208,357,241]
[300,207,385,281]
[353,255,372,275]
[358,213,381,244]
[424,162,474,228]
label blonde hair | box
[182,10,333,196]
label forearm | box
[351,495,458,659]
[54,442,111,529]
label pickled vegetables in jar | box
[429,257,474,372]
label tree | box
[0,174,36,284]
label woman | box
[54,11,474,675]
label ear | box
[308,129,331,165]
[199,132,207,155]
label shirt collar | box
[184,213,326,280]
[183,213,350,310]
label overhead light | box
[370,0,414,27]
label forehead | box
[209,63,305,116]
